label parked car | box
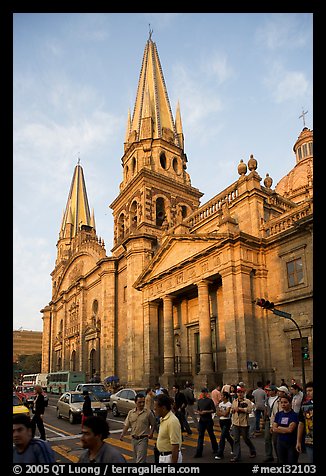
[56,391,108,424]
[75,383,111,407]
[16,385,49,408]
[13,393,30,416]
[109,388,146,416]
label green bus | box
[46,371,86,394]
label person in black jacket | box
[82,390,93,428]
[172,384,192,435]
[31,385,46,440]
[193,387,219,458]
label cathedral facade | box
[41,37,313,390]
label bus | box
[46,371,86,394]
[22,374,37,386]
[22,373,48,389]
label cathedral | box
[41,36,313,390]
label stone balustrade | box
[184,183,239,228]
[264,201,312,237]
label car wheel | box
[56,408,61,419]
[112,404,120,417]
[69,412,75,424]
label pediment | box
[56,253,98,296]
[135,234,222,288]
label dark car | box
[75,383,111,408]
[109,388,146,416]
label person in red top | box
[211,384,222,408]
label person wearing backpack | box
[13,414,55,463]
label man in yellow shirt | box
[154,393,182,463]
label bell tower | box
[110,35,203,256]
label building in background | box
[13,329,43,362]
[41,35,313,390]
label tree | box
[15,353,42,374]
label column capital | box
[163,294,174,303]
[195,278,213,289]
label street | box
[34,395,309,465]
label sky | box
[13,12,313,331]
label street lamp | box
[256,299,306,388]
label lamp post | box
[271,309,306,389]
[256,299,306,388]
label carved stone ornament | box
[248,154,258,171]
[264,173,273,189]
[238,159,247,176]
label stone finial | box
[237,159,247,176]
[248,154,257,171]
[264,173,273,189]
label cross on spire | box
[299,108,308,127]
[148,24,153,41]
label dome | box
[275,128,313,204]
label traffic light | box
[256,298,275,310]
[302,346,310,360]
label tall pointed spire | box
[175,100,184,150]
[124,108,132,143]
[129,36,181,148]
[60,163,93,238]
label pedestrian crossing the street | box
[50,421,222,463]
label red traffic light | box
[256,298,274,310]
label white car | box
[56,391,107,424]
[109,388,146,416]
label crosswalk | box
[51,422,222,463]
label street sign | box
[272,309,292,319]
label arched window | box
[156,197,165,226]
[90,349,96,378]
[181,205,188,218]
[132,157,136,175]
[130,201,138,228]
[118,213,125,239]
[92,300,98,315]
[71,350,76,371]
[160,152,167,169]
[172,157,179,173]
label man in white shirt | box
[263,384,280,463]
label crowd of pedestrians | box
[13,378,313,464]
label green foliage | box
[14,353,42,375]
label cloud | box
[13,227,53,330]
[201,52,233,85]
[255,14,310,51]
[171,62,223,142]
[263,62,309,103]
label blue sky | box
[13,13,313,331]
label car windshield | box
[89,394,100,402]
[13,395,22,406]
[89,385,106,393]
[71,394,84,403]
[23,387,35,393]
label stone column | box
[197,280,214,375]
[143,300,159,386]
[161,295,175,388]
